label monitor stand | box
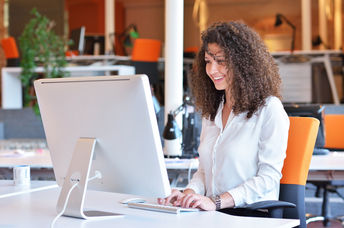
[56,137,123,219]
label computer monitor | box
[34,75,171,219]
[84,35,105,55]
[69,26,86,55]
[284,104,328,155]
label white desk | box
[0,148,52,168]
[1,65,135,109]
[308,152,344,181]
[0,181,299,228]
[65,54,195,65]
[0,180,57,199]
[1,150,343,182]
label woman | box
[158,21,289,211]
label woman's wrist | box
[220,192,235,208]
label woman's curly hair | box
[189,21,281,120]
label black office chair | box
[220,117,319,228]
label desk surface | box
[0,181,299,228]
[1,149,343,171]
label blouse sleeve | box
[228,98,290,207]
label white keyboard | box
[127,202,200,214]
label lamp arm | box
[280,14,296,53]
[280,14,296,30]
[171,104,185,117]
[291,26,295,53]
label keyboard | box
[127,202,200,214]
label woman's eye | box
[205,60,210,64]
[217,59,226,65]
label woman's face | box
[205,43,231,91]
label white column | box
[301,0,312,50]
[164,0,184,156]
[105,0,115,54]
[334,0,342,50]
[318,0,328,49]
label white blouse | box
[186,96,290,207]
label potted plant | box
[19,8,69,114]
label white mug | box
[13,165,31,186]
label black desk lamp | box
[275,13,296,53]
[163,104,184,140]
[274,13,309,63]
[113,24,139,55]
[312,35,331,49]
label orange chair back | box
[324,114,344,149]
[184,46,199,53]
[280,117,319,186]
[131,39,161,62]
[1,37,19,59]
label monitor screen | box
[84,35,105,55]
[284,104,325,148]
[34,75,171,199]
[69,26,86,55]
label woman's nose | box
[209,62,219,74]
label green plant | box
[19,8,69,114]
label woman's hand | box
[157,189,185,206]
[177,193,216,211]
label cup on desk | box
[13,165,30,186]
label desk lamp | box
[274,13,309,63]
[312,35,331,49]
[163,104,184,157]
[275,14,296,53]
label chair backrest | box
[324,114,344,149]
[131,38,161,62]
[279,116,319,228]
[131,39,161,85]
[1,37,19,59]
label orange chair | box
[131,38,161,62]
[307,114,344,226]
[131,39,161,86]
[324,114,344,149]
[222,117,319,228]
[1,37,20,66]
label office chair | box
[131,38,161,85]
[307,114,344,226]
[220,117,319,228]
[131,38,162,105]
[1,37,20,66]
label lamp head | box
[274,14,283,27]
[163,114,182,140]
[129,25,139,39]
[312,35,322,46]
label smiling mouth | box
[213,76,224,81]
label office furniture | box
[272,50,342,104]
[0,108,45,139]
[65,54,194,65]
[324,114,344,150]
[0,37,20,66]
[1,65,135,109]
[0,180,57,199]
[219,117,319,228]
[131,38,161,86]
[0,180,299,228]
[307,114,344,226]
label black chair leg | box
[322,186,331,227]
